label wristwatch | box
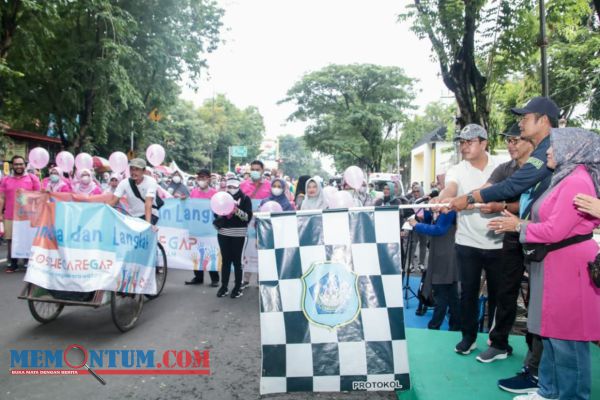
[515,222,522,233]
[466,193,476,205]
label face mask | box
[198,180,208,189]
[172,176,181,184]
[272,188,283,196]
[250,171,261,181]
[50,175,60,183]
[81,176,91,185]
[228,188,239,195]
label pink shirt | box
[0,174,41,219]
[190,187,217,199]
[240,179,272,199]
[42,177,72,193]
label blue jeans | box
[538,338,591,400]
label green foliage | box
[195,94,265,173]
[281,64,417,172]
[278,134,327,179]
[0,0,224,153]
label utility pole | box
[539,0,549,97]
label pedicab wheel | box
[111,292,144,332]
[28,300,64,323]
[145,242,168,300]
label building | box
[410,126,455,194]
[1,127,63,173]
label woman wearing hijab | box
[213,177,253,299]
[167,171,190,199]
[300,177,328,210]
[374,183,401,206]
[490,128,600,400]
[73,169,102,195]
[42,166,72,193]
[260,178,295,211]
[294,175,310,209]
[103,173,121,194]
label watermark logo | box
[10,344,210,384]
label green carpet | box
[397,328,600,400]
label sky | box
[180,0,453,136]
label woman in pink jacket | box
[490,128,600,400]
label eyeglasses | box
[504,137,522,145]
[458,139,481,146]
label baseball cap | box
[500,123,521,137]
[511,96,560,120]
[454,124,488,141]
[129,158,147,169]
[226,177,240,188]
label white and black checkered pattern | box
[257,207,410,394]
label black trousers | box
[217,234,245,290]
[193,269,219,283]
[488,232,525,350]
[429,283,460,331]
[455,244,504,343]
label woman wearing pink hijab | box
[42,166,72,193]
[73,168,102,195]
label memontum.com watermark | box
[9,344,210,385]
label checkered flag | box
[257,207,410,394]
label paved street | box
[0,249,395,400]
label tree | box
[399,0,490,130]
[196,94,265,173]
[1,0,224,152]
[278,135,327,178]
[281,64,417,172]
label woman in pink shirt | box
[73,168,103,195]
[42,166,72,193]
[491,128,600,400]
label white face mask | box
[172,176,181,184]
[272,188,283,196]
[198,180,208,189]
[80,176,91,185]
[228,188,239,195]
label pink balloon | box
[75,153,93,170]
[329,190,354,208]
[109,151,128,173]
[260,201,283,212]
[28,147,50,169]
[344,166,364,190]
[146,144,166,167]
[56,151,74,171]
[210,191,236,216]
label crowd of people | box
[0,96,599,399]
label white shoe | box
[513,392,552,400]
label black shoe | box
[217,287,229,297]
[185,277,203,285]
[415,306,427,316]
[230,288,243,298]
[210,281,219,287]
[454,338,477,355]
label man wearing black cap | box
[449,96,560,394]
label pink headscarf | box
[75,168,100,195]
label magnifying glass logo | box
[63,344,106,385]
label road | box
[0,252,395,400]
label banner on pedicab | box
[157,199,220,271]
[11,191,115,259]
[24,201,157,295]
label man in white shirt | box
[108,158,158,225]
[435,124,504,355]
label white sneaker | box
[513,392,552,400]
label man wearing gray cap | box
[108,158,159,225]
[433,123,505,356]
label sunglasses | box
[504,137,522,145]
